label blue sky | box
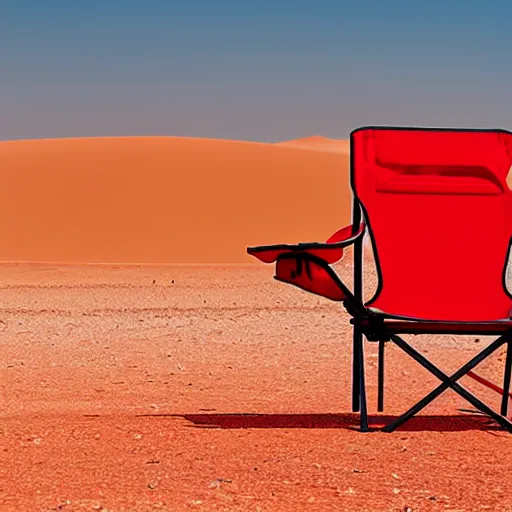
[1,0,510,141]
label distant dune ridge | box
[274,135,349,154]
[0,135,351,264]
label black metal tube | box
[501,340,512,417]
[378,339,385,412]
[382,334,510,433]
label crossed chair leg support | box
[355,330,512,433]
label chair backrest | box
[351,126,512,322]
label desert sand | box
[0,136,350,265]
[1,261,511,511]
[1,135,512,511]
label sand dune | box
[275,135,349,153]
[0,136,351,264]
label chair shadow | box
[136,411,501,432]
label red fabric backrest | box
[351,127,512,322]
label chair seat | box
[382,318,512,335]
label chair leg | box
[358,329,369,432]
[352,326,361,412]
[382,333,512,433]
[378,339,385,412]
[351,206,364,415]
[501,341,512,417]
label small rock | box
[209,478,232,488]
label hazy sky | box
[1,1,510,142]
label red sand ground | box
[2,136,512,511]
[1,260,512,512]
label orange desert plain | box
[1,135,512,512]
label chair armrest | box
[247,220,365,264]
[246,221,366,303]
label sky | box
[1,0,511,142]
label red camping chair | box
[247,126,512,433]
